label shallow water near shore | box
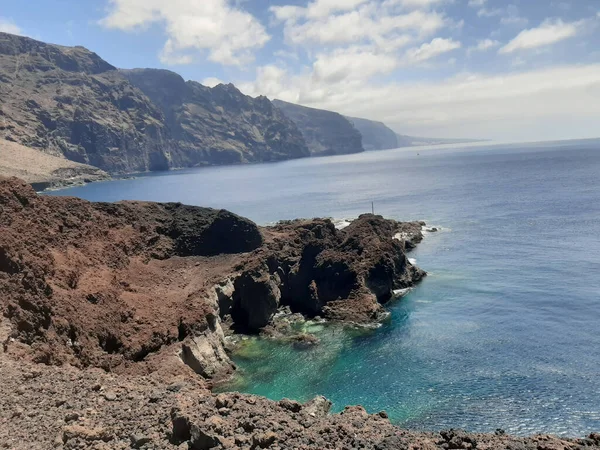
[48,139,600,437]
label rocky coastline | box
[0,176,598,449]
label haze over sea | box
[49,139,600,437]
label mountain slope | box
[0,32,170,173]
[346,116,399,151]
[0,32,309,174]
[273,99,364,156]
[122,69,309,165]
[0,139,109,190]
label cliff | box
[121,69,309,165]
[346,116,399,151]
[0,176,597,449]
[0,139,109,190]
[272,99,364,156]
[0,176,424,371]
[0,32,309,174]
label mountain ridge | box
[0,32,310,175]
[0,31,481,184]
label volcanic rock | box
[0,176,596,448]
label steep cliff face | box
[0,33,309,174]
[346,116,399,151]
[0,176,425,371]
[0,32,170,174]
[122,69,309,165]
[272,99,364,156]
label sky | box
[1,0,600,141]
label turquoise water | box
[48,139,600,436]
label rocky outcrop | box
[228,216,426,332]
[0,176,262,373]
[0,33,309,174]
[0,139,109,190]
[0,176,597,448]
[346,116,399,151]
[272,99,364,156]
[1,354,597,449]
[0,176,423,368]
[180,318,233,379]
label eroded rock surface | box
[0,352,598,449]
[1,176,595,449]
[272,99,364,156]
[231,216,426,331]
[0,176,261,373]
[0,33,309,174]
[0,176,424,371]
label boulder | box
[179,318,233,379]
[303,396,332,418]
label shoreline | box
[30,136,600,194]
[0,176,597,448]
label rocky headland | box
[0,175,598,449]
[346,116,400,151]
[272,100,364,156]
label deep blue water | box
[48,139,600,437]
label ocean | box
[48,139,600,437]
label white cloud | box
[100,0,270,66]
[306,0,371,19]
[0,17,21,35]
[271,1,448,49]
[499,19,581,54]
[240,63,600,142]
[404,37,461,63]
[477,8,503,18]
[313,48,398,82]
[387,0,449,8]
[468,38,500,54]
[270,0,370,23]
[468,0,486,6]
[499,5,528,27]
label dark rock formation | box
[229,215,426,332]
[346,116,399,151]
[231,270,281,331]
[0,32,309,174]
[0,176,262,372]
[0,176,423,368]
[0,176,597,449]
[122,69,310,165]
[272,99,364,156]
